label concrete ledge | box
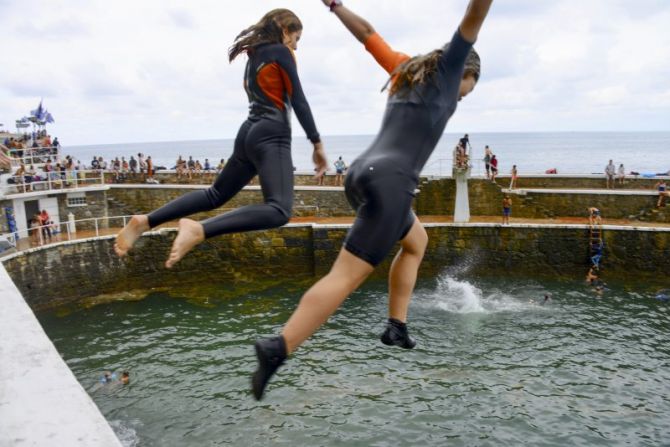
[505,188,658,196]
[108,183,345,192]
[0,264,122,447]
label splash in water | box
[419,274,541,314]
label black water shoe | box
[252,336,287,400]
[380,318,416,349]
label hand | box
[312,142,328,179]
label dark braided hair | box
[386,45,480,97]
[229,9,302,62]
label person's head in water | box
[386,44,480,99]
[120,371,130,385]
[229,9,303,61]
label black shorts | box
[343,158,416,266]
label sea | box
[67,131,670,177]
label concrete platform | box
[0,264,122,447]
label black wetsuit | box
[147,43,320,237]
[344,29,473,266]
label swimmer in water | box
[120,371,130,385]
[251,0,493,400]
[541,294,551,305]
[114,9,328,268]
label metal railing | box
[0,205,323,254]
[5,146,60,166]
[5,170,105,195]
[0,215,134,250]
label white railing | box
[5,170,105,195]
[5,146,60,166]
[0,205,323,254]
[0,214,134,251]
[424,158,487,177]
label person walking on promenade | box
[251,0,493,400]
[115,9,328,268]
[490,154,498,183]
[502,195,511,225]
[509,164,518,189]
[605,159,616,189]
[483,145,492,179]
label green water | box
[37,276,670,446]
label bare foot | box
[165,218,205,269]
[114,215,150,257]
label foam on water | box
[109,419,140,447]
[419,274,539,314]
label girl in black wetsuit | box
[252,0,493,400]
[114,9,328,267]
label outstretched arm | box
[321,0,409,75]
[321,0,374,43]
[459,0,493,43]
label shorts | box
[343,158,417,266]
[503,207,511,216]
[336,169,344,174]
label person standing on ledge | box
[605,159,616,189]
[114,9,328,267]
[502,195,512,225]
[251,0,493,400]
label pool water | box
[38,275,670,446]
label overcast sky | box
[1,0,669,145]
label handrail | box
[3,171,105,195]
[5,146,60,166]
[0,205,322,253]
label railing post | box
[66,221,71,241]
[95,218,99,237]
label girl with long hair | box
[115,9,328,267]
[252,0,493,400]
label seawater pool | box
[37,275,670,446]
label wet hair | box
[386,45,480,97]
[229,9,302,62]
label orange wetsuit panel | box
[256,62,293,111]
[364,32,410,75]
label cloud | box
[0,0,668,145]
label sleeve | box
[439,28,474,77]
[275,46,321,144]
[364,33,410,74]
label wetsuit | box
[344,29,473,266]
[147,43,320,237]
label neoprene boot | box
[252,335,287,400]
[380,318,416,349]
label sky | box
[1,0,669,145]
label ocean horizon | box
[67,131,670,177]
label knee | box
[269,203,291,227]
[204,187,225,207]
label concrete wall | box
[3,223,669,311]
[415,178,668,222]
[0,263,122,446]
[106,185,354,219]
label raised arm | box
[321,0,374,43]
[321,0,409,75]
[459,0,493,43]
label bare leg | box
[114,215,150,256]
[387,219,428,322]
[165,218,205,268]
[282,248,374,354]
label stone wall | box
[106,186,354,219]
[58,190,109,230]
[415,178,668,222]
[4,224,669,311]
